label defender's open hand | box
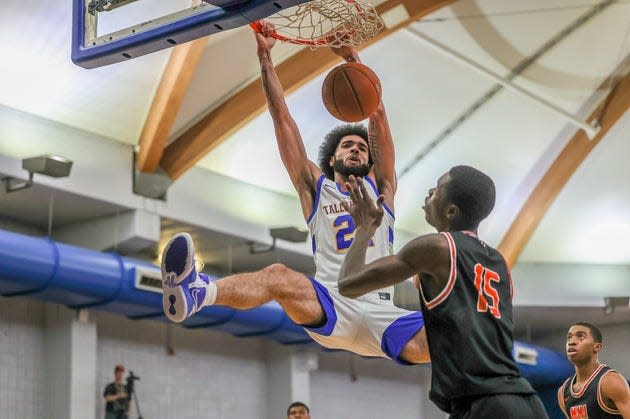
[341,175,384,236]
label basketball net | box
[252,0,384,48]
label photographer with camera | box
[103,365,130,419]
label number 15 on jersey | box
[473,263,502,319]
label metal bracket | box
[2,172,34,193]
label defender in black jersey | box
[558,322,630,418]
[339,166,548,418]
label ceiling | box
[1,0,630,338]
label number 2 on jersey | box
[473,263,501,319]
[334,214,373,252]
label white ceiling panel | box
[522,110,630,263]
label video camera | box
[126,371,140,394]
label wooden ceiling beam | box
[136,36,209,173]
[498,69,630,267]
[160,0,456,180]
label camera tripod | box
[126,371,143,419]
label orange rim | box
[248,0,364,47]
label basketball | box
[321,62,382,122]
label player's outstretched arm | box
[338,177,447,298]
[339,232,447,298]
[367,100,396,209]
[330,41,396,209]
[602,371,630,418]
[254,22,320,216]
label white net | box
[262,0,383,48]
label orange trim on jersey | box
[558,378,571,418]
[597,369,622,414]
[570,363,606,399]
[495,251,514,300]
[423,232,457,309]
[507,266,514,300]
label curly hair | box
[317,124,371,180]
[445,166,496,230]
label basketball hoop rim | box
[250,21,351,46]
[249,0,371,48]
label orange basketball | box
[322,62,382,122]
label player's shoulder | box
[298,160,324,192]
[404,232,449,256]
[600,367,629,390]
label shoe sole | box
[161,233,195,323]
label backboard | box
[71,0,310,68]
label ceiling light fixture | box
[603,296,630,316]
[249,227,309,254]
[2,155,73,193]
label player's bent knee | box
[261,263,303,290]
[262,263,292,280]
[402,329,431,364]
[401,341,431,364]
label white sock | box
[201,280,217,307]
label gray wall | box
[7,295,625,419]
[1,296,441,419]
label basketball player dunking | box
[159,22,430,365]
[558,322,630,418]
[338,172,549,418]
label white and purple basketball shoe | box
[161,232,211,323]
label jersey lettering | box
[333,214,373,252]
[473,263,501,319]
[569,404,588,419]
[334,214,355,251]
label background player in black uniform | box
[558,322,630,418]
[337,166,548,418]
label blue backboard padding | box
[72,0,310,68]
[205,0,251,6]
[238,0,306,23]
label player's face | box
[423,173,451,231]
[288,406,310,419]
[566,325,600,365]
[330,135,370,178]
